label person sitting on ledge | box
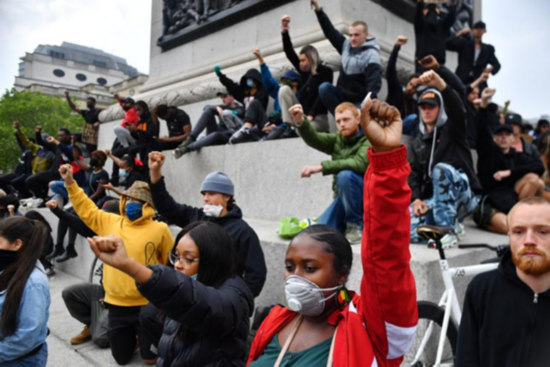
[474,88,545,235]
[280,14,334,133]
[214,66,270,144]
[151,104,191,152]
[173,91,245,158]
[289,102,370,244]
[253,47,301,141]
[311,0,382,115]
[408,70,482,247]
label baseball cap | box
[419,90,441,106]
[505,113,523,126]
[281,70,300,82]
[493,124,513,135]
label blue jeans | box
[403,114,418,137]
[3,343,48,367]
[410,163,479,242]
[318,82,347,116]
[50,180,68,200]
[318,170,364,233]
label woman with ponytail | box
[0,217,51,366]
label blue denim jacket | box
[0,262,50,364]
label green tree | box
[0,89,84,172]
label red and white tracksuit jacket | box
[247,146,418,367]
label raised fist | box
[12,121,20,130]
[395,36,408,46]
[87,236,130,270]
[360,96,403,153]
[281,15,291,31]
[148,151,166,172]
[59,164,74,183]
[419,55,440,70]
[45,200,58,210]
[288,104,305,125]
[417,70,447,91]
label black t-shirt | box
[166,107,191,137]
[88,170,109,194]
[80,109,102,125]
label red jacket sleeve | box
[361,146,418,365]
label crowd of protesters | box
[1,0,549,366]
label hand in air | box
[360,94,403,153]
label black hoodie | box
[217,68,269,113]
[457,251,550,367]
[475,108,545,213]
[150,177,267,297]
[414,2,456,65]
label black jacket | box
[414,3,456,65]
[447,35,501,84]
[457,251,550,367]
[218,69,269,112]
[138,266,254,366]
[316,8,382,101]
[282,31,333,117]
[150,178,267,297]
[475,108,544,212]
[408,86,482,201]
[132,115,160,145]
[386,45,417,118]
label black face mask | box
[0,249,19,272]
[122,105,131,112]
[90,158,100,167]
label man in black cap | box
[474,89,545,234]
[448,21,501,86]
[507,112,540,160]
[408,70,482,247]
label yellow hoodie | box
[66,181,174,307]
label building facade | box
[14,42,144,109]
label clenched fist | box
[360,96,403,153]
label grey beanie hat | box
[200,171,234,196]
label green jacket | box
[297,117,370,197]
[16,130,53,173]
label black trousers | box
[0,173,32,197]
[139,303,165,354]
[188,131,232,152]
[107,304,157,365]
[26,170,60,200]
[191,106,219,140]
[52,207,95,251]
[62,283,109,348]
[244,99,268,129]
[150,141,181,152]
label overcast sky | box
[0,0,548,119]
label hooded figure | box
[414,1,456,66]
[409,87,480,201]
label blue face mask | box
[190,273,198,281]
[125,202,143,221]
[246,78,254,88]
[119,169,128,178]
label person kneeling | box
[88,222,254,366]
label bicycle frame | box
[411,252,498,367]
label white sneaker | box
[63,202,73,210]
[345,223,362,244]
[29,198,43,208]
[440,233,458,249]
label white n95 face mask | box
[203,204,223,218]
[284,275,341,317]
